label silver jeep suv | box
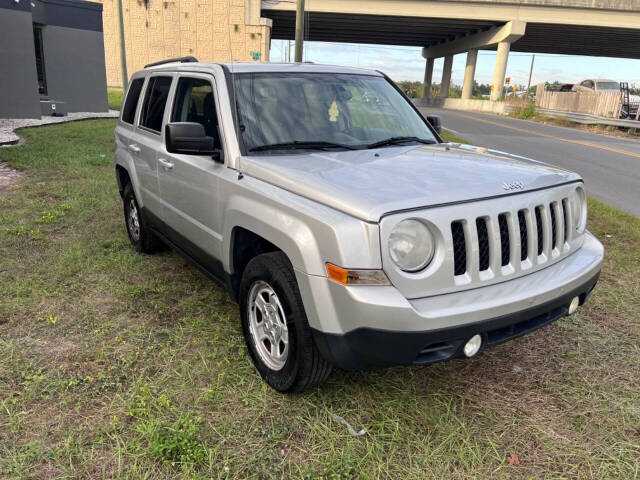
[114,58,603,393]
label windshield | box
[233,72,437,154]
[596,81,620,91]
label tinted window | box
[171,78,218,144]
[139,76,173,132]
[596,81,619,91]
[121,78,144,124]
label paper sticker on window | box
[328,98,339,122]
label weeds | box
[0,119,638,478]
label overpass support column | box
[490,41,510,101]
[422,57,435,99]
[441,54,453,99]
[461,49,478,100]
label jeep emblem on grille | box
[503,180,525,191]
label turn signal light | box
[326,263,390,286]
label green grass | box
[108,89,124,110]
[0,120,639,479]
[440,129,468,144]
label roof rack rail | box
[144,56,199,68]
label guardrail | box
[536,108,640,128]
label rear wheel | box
[239,252,332,393]
[122,184,163,254]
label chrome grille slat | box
[465,219,480,281]
[487,216,502,274]
[553,201,565,253]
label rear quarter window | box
[121,78,144,124]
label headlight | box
[569,186,587,233]
[388,219,435,272]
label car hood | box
[238,143,581,222]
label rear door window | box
[139,76,173,133]
[121,78,144,124]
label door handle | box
[128,144,141,153]
[158,158,174,170]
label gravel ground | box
[0,110,119,146]
[0,162,24,194]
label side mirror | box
[165,122,215,156]
[426,114,442,135]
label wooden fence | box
[535,84,623,118]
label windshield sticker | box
[328,97,339,122]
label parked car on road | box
[114,59,603,392]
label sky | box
[270,40,640,89]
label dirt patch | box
[0,162,23,194]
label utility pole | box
[526,54,536,98]
[117,0,128,91]
[294,0,305,63]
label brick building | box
[97,0,271,87]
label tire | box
[239,252,332,393]
[122,183,163,254]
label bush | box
[137,413,208,466]
[512,101,536,119]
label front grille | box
[535,206,544,255]
[451,221,466,276]
[476,217,490,271]
[550,202,558,250]
[451,197,570,278]
[498,213,510,266]
[518,210,528,261]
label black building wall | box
[0,0,108,118]
[33,0,109,113]
[0,2,42,119]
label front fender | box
[223,194,323,275]
[221,176,382,277]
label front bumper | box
[296,231,603,370]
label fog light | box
[463,334,482,358]
[568,296,580,315]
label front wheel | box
[239,252,332,393]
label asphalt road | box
[431,108,640,217]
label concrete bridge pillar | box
[461,49,478,100]
[422,57,435,99]
[490,41,511,101]
[441,54,453,99]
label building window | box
[33,24,47,96]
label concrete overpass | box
[261,0,640,100]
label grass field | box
[0,119,638,479]
[108,90,124,111]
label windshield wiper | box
[366,136,436,149]
[249,141,357,152]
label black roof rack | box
[144,56,199,68]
